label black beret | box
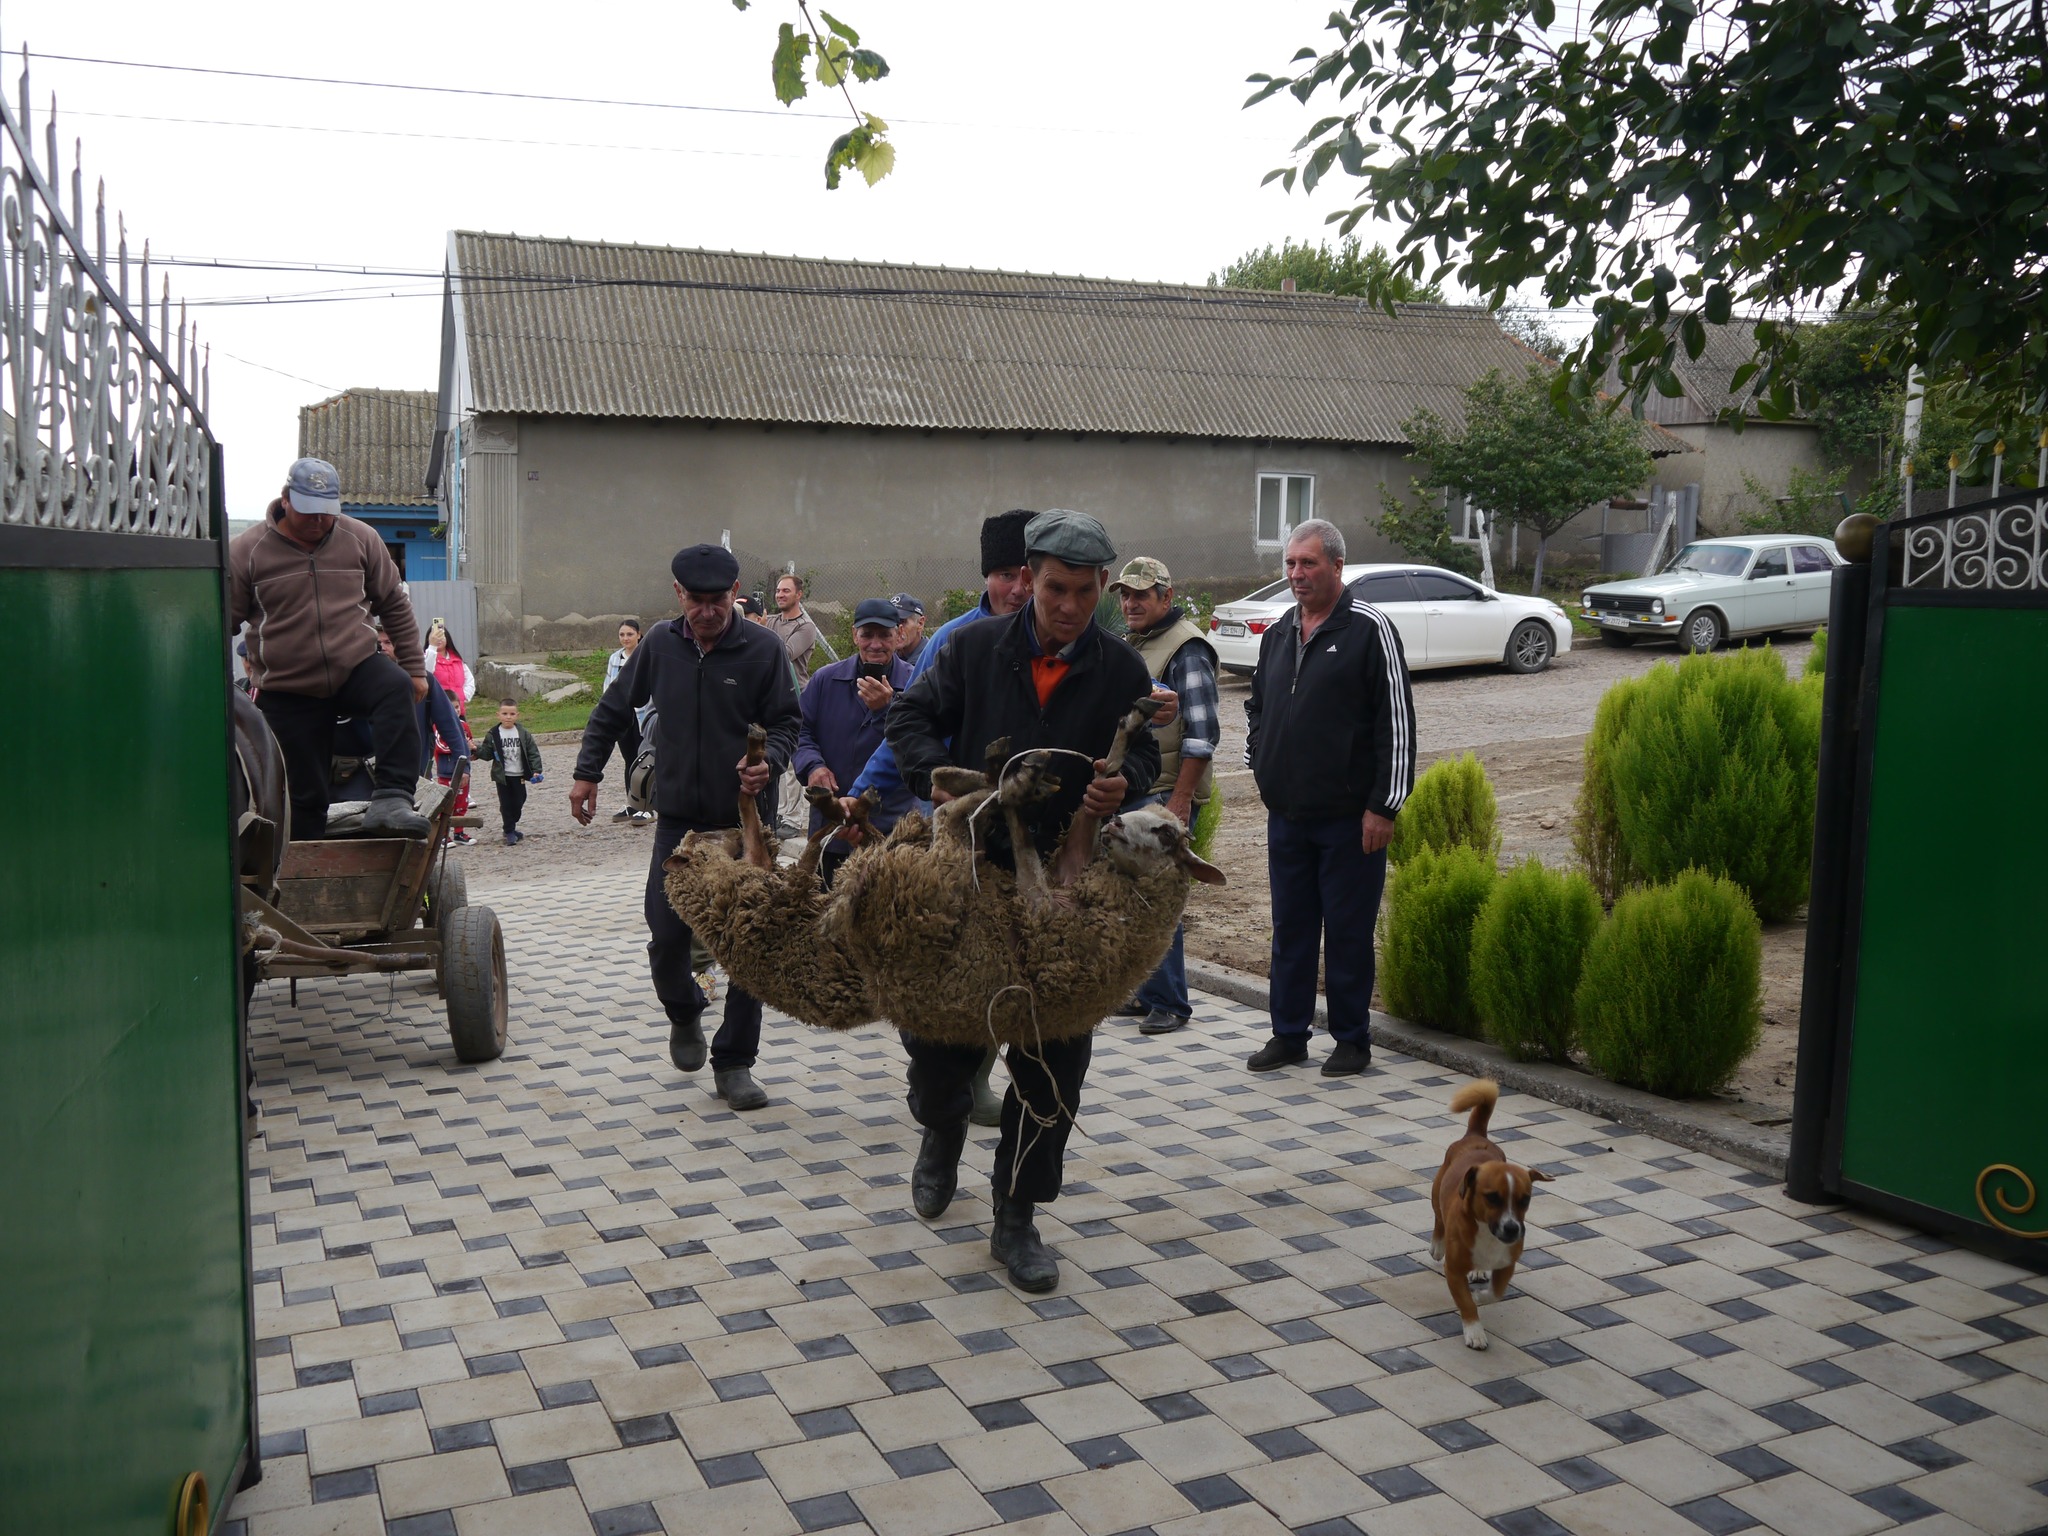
[671,543,740,592]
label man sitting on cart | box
[229,457,432,839]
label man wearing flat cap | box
[886,508,1160,1293]
[1109,556,1221,1036]
[570,543,801,1112]
[229,456,431,840]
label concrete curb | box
[1186,958,1790,1180]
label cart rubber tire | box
[1598,630,1637,647]
[427,857,469,929]
[1504,620,1555,674]
[444,904,508,1063]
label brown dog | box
[1429,1080,1552,1350]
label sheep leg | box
[1050,695,1161,889]
[997,752,1065,908]
[790,787,846,883]
[737,723,775,870]
[840,787,882,843]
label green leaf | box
[817,8,859,44]
[848,48,889,82]
[816,35,849,88]
[854,132,895,186]
[772,22,810,105]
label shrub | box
[1575,650,1820,920]
[1804,626,1827,678]
[1190,784,1223,863]
[1389,752,1499,865]
[939,588,977,621]
[1575,871,1763,1096]
[1379,845,1498,1036]
[1470,859,1604,1062]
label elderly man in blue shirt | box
[793,599,915,887]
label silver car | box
[1580,534,1842,653]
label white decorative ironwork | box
[0,47,212,537]
[1897,492,2048,594]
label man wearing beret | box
[570,543,801,1111]
[886,509,1160,1292]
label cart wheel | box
[427,857,469,928]
[444,904,508,1063]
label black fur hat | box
[980,508,1035,575]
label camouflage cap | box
[1025,508,1116,568]
[1108,556,1172,593]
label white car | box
[1207,565,1574,675]
[1579,534,1842,652]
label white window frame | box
[1255,471,1315,547]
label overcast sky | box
[11,0,1424,520]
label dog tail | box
[1450,1078,1500,1137]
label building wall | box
[466,417,1422,651]
[1651,421,1827,534]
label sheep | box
[662,699,1225,1051]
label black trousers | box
[258,653,422,840]
[903,1032,1092,1204]
[646,819,763,1071]
[1268,811,1387,1045]
[495,779,527,833]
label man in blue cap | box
[570,543,801,1111]
[793,598,915,888]
[886,509,1160,1293]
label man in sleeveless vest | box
[1111,557,1221,1035]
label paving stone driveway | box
[230,870,2048,1536]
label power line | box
[63,109,805,160]
[28,48,851,122]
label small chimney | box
[1281,278,1297,293]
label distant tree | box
[1496,310,1569,363]
[1209,237,1443,304]
[1396,367,1653,594]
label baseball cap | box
[285,457,343,518]
[1109,557,1172,593]
[890,592,925,618]
[853,598,902,630]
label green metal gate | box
[1789,490,2048,1266]
[0,66,256,1535]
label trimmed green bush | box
[1575,870,1763,1096]
[1389,752,1499,865]
[1804,626,1828,678]
[1379,844,1498,1036]
[1575,649,1819,920]
[1190,783,1223,863]
[1470,859,1604,1062]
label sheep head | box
[1102,805,1226,885]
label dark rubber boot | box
[669,1013,707,1072]
[968,1048,1003,1128]
[714,1068,768,1110]
[990,1194,1059,1293]
[912,1121,968,1220]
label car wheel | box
[1598,631,1636,648]
[1504,619,1555,674]
[1682,608,1724,654]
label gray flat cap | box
[1025,509,1116,568]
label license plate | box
[1218,622,1246,637]
[1598,615,1632,626]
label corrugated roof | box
[299,387,438,506]
[450,233,1558,447]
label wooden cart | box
[239,779,508,1062]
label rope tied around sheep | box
[958,746,1102,891]
[980,982,1078,1202]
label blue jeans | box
[1267,810,1387,1046]
[1133,792,1191,1019]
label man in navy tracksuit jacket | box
[1244,519,1417,1077]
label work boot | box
[968,1048,1003,1128]
[714,1068,768,1110]
[669,1013,707,1072]
[1246,1035,1309,1072]
[1138,1009,1188,1035]
[362,795,430,838]
[1111,999,1147,1019]
[990,1194,1060,1293]
[1321,1039,1372,1076]
[912,1121,969,1220]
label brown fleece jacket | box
[229,501,425,697]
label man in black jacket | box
[570,544,801,1111]
[1244,518,1417,1077]
[887,510,1160,1292]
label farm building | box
[298,388,446,580]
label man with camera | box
[792,598,915,887]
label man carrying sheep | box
[1244,518,1417,1078]
[569,543,801,1113]
[886,509,1161,1293]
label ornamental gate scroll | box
[0,47,259,1536]
[1787,478,2048,1270]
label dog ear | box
[1459,1167,1478,1201]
